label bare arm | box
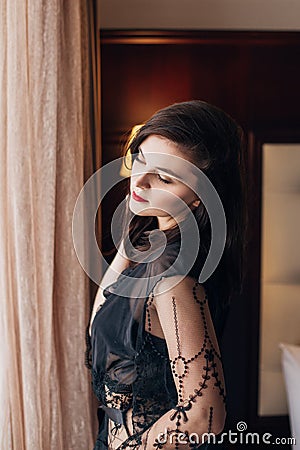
[89,238,130,336]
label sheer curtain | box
[0,1,98,448]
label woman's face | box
[129,135,200,231]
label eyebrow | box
[138,147,184,181]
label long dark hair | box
[120,100,249,308]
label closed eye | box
[133,153,172,184]
[157,173,171,184]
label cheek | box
[177,185,196,203]
[149,186,175,200]
[150,188,191,214]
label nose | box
[132,170,151,189]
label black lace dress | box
[88,229,229,449]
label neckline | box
[145,330,166,342]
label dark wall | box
[99,30,300,447]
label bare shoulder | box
[152,274,206,306]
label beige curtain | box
[0,1,98,448]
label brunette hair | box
[119,100,249,308]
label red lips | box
[132,190,148,202]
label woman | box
[85,100,248,449]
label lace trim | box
[91,368,133,410]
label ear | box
[191,199,200,209]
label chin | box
[129,202,149,216]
